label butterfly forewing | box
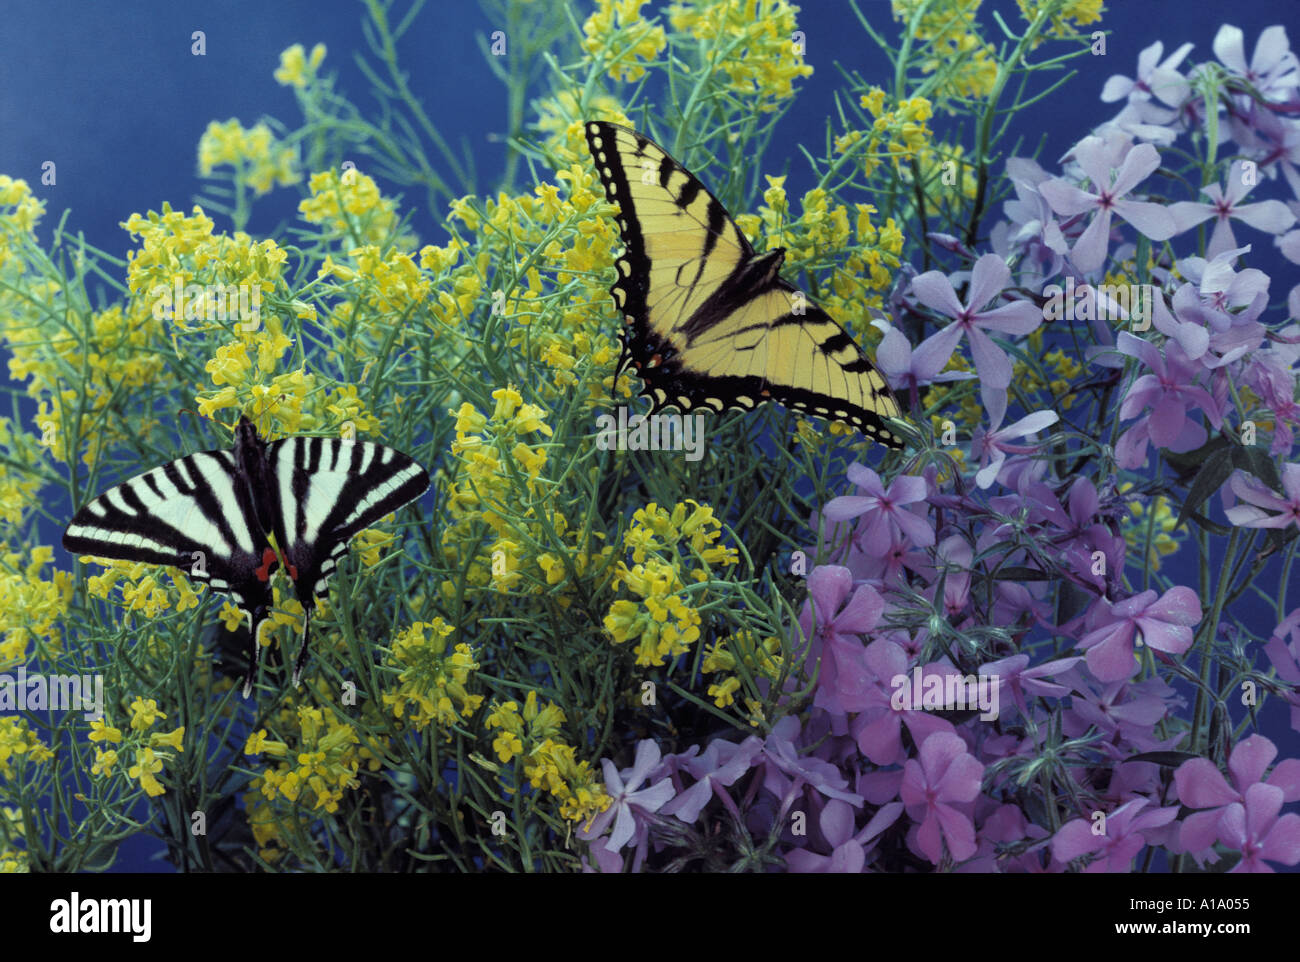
[63,448,278,682]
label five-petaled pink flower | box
[1052,797,1180,872]
[823,464,935,549]
[1224,464,1300,530]
[900,731,984,864]
[1217,783,1300,873]
[1077,586,1202,682]
[1175,734,1300,857]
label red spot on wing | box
[255,548,277,582]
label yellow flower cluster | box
[582,0,667,83]
[440,386,592,598]
[5,202,248,465]
[736,177,904,323]
[439,164,624,400]
[0,545,74,665]
[667,0,813,112]
[381,618,484,731]
[604,501,737,667]
[299,168,399,246]
[246,705,370,813]
[487,690,610,824]
[890,0,999,106]
[1121,485,1183,572]
[240,700,384,862]
[274,42,327,89]
[336,245,431,316]
[0,807,26,872]
[701,629,784,720]
[0,716,53,780]
[535,92,631,167]
[623,501,738,578]
[85,561,200,621]
[198,119,299,195]
[839,89,936,176]
[0,175,44,272]
[1016,0,1104,37]
[83,701,184,797]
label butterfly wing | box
[584,120,904,448]
[265,435,430,683]
[63,449,278,692]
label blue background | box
[2,0,1297,871]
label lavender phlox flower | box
[1174,734,1300,856]
[823,463,935,549]
[970,397,1058,490]
[1101,40,1195,141]
[910,252,1043,409]
[784,799,904,873]
[659,736,763,824]
[1114,332,1225,469]
[1213,24,1300,103]
[578,739,677,865]
[1168,160,1296,259]
[979,653,1083,720]
[1217,783,1300,872]
[1076,585,1202,682]
[1038,136,1178,274]
[900,731,985,865]
[797,565,884,714]
[1223,463,1300,529]
[1051,797,1180,872]
[870,321,977,402]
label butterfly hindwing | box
[584,120,905,448]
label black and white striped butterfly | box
[63,416,430,695]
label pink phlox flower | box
[1174,734,1300,857]
[1076,585,1202,682]
[1224,463,1300,529]
[1051,796,1180,872]
[900,731,985,865]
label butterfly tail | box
[292,603,312,688]
[610,337,629,405]
[242,607,267,698]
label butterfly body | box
[584,121,905,448]
[64,418,429,695]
